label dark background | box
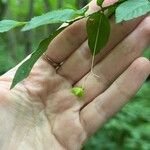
[0,0,150,149]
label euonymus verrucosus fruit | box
[0,0,150,98]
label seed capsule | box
[71,87,85,98]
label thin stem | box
[81,12,102,89]
[89,10,102,79]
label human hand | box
[0,0,150,150]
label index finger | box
[45,0,142,65]
[45,0,99,64]
[45,0,117,63]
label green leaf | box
[22,8,87,31]
[72,87,85,98]
[0,20,26,33]
[97,0,105,6]
[87,11,110,55]
[116,0,150,23]
[10,23,69,89]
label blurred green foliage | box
[0,0,150,149]
[83,82,150,150]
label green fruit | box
[71,87,85,98]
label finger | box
[44,0,124,64]
[57,16,144,83]
[80,57,150,136]
[45,0,100,64]
[75,16,150,104]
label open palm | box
[0,1,150,150]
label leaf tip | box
[10,82,15,90]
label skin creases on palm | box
[0,60,86,150]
